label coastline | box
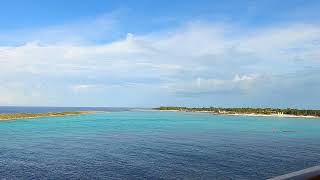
[154,110,320,119]
[0,111,96,121]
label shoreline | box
[153,110,320,119]
[0,111,96,121]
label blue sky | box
[0,0,320,108]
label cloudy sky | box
[0,0,319,108]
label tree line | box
[155,106,320,117]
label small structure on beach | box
[277,112,284,117]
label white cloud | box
[235,24,320,61]
[71,84,95,93]
[164,74,259,95]
[70,84,108,93]
[0,12,119,45]
[0,20,319,106]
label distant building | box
[277,112,284,117]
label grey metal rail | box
[268,165,320,180]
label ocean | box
[0,109,319,179]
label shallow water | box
[0,111,320,179]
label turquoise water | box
[0,111,320,179]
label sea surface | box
[0,109,320,179]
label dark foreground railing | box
[268,165,320,180]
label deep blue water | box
[0,110,320,179]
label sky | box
[0,0,320,108]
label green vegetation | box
[155,107,320,117]
[0,111,92,121]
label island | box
[0,111,94,121]
[154,107,320,118]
